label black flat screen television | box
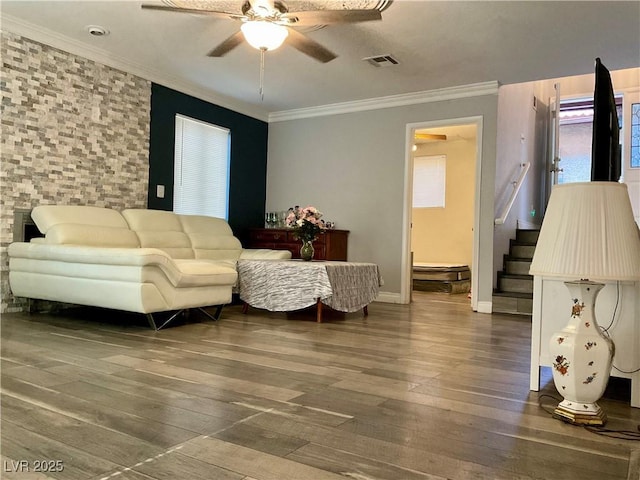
[591,58,621,182]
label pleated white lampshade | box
[529,182,640,281]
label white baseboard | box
[476,301,492,313]
[374,291,404,304]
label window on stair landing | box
[173,114,230,219]
[558,96,623,183]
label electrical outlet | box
[156,185,165,198]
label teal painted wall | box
[148,83,268,241]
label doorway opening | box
[402,117,482,310]
[557,95,623,184]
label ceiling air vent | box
[363,54,399,67]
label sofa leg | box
[146,314,157,330]
[146,310,184,331]
[146,306,223,331]
[197,304,224,321]
[28,298,38,313]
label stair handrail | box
[494,162,531,225]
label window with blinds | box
[413,154,446,208]
[173,114,231,218]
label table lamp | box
[529,181,640,425]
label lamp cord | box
[600,280,620,333]
[599,281,640,374]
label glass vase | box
[300,240,314,261]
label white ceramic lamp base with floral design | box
[549,280,614,425]
[529,182,640,428]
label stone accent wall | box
[0,32,151,312]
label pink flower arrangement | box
[285,205,326,242]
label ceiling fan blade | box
[415,133,448,141]
[285,28,337,63]
[207,31,245,57]
[282,9,382,26]
[141,4,243,20]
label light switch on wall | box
[156,185,165,198]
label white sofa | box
[8,206,291,329]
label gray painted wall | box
[267,94,498,307]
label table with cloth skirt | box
[236,259,383,322]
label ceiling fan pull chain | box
[259,47,266,101]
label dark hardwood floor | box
[2,292,639,480]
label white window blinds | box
[174,114,230,218]
[413,155,446,208]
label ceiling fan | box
[141,0,384,63]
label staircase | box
[492,229,539,316]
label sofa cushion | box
[122,209,194,259]
[46,224,140,248]
[178,214,242,260]
[171,259,238,287]
[32,205,130,233]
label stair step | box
[492,291,533,315]
[510,243,536,259]
[504,257,532,275]
[493,291,533,298]
[505,255,534,261]
[497,273,533,294]
[516,229,540,244]
[494,229,538,314]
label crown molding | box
[0,14,270,122]
[1,13,499,125]
[268,81,500,122]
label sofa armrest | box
[240,248,292,260]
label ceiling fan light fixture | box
[241,21,288,51]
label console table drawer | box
[247,228,349,261]
[250,230,288,242]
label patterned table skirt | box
[236,259,382,321]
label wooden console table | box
[247,228,349,261]
[236,259,382,322]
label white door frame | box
[401,116,484,311]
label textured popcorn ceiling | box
[165,1,388,12]
[164,0,389,30]
[1,1,638,119]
